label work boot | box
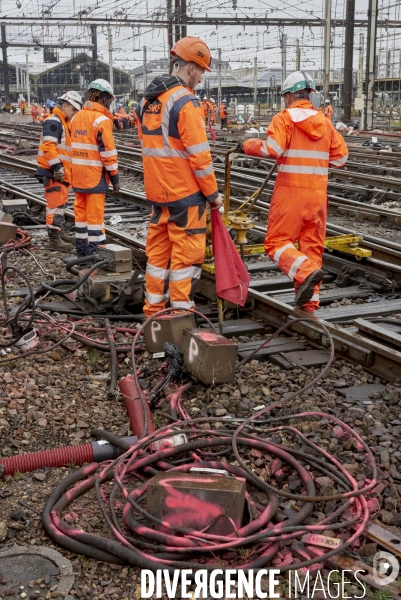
[60,229,75,243]
[294,269,325,307]
[47,228,74,252]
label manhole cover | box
[0,546,74,598]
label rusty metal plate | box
[338,382,387,402]
[201,318,265,338]
[326,552,401,598]
[282,349,331,367]
[237,337,305,361]
[365,521,401,557]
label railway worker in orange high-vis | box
[243,71,348,313]
[71,79,119,257]
[201,98,209,122]
[324,99,334,121]
[35,91,83,251]
[208,98,216,124]
[135,36,223,317]
[219,99,228,130]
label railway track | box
[2,156,401,381]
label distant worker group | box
[35,79,119,257]
[201,96,227,129]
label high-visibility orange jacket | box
[219,102,227,119]
[35,105,72,185]
[243,99,348,189]
[209,102,216,116]
[324,104,334,120]
[202,100,209,118]
[135,74,219,206]
[244,99,348,313]
[70,101,119,193]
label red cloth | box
[211,210,250,306]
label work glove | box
[53,167,65,182]
[209,194,223,211]
[111,183,120,194]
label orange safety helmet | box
[170,36,212,72]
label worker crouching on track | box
[135,35,223,317]
[71,79,119,258]
[243,71,348,313]
[35,91,83,251]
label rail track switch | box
[2,199,28,215]
[144,313,196,353]
[0,221,17,244]
[146,471,245,536]
[182,328,237,384]
[96,244,133,272]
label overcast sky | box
[0,0,399,74]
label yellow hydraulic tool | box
[222,147,277,259]
[323,235,372,260]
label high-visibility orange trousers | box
[74,192,106,257]
[44,180,69,231]
[144,203,207,317]
[264,186,327,312]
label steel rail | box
[2,165,401,381]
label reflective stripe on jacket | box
[243,100,348,190]
[70,101,119,194]
[135,85,219,206]
[35,106,72,184]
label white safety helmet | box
[325,99,331,104]
[59,90,83,111]
[281,71,316,96]
[209,97,215,102]
[88,78,115,99]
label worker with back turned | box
[243,71,348,313]
[70,79,119,257]
[135,36,223,317]
[35,91,83,251]
[219,99,228,130]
